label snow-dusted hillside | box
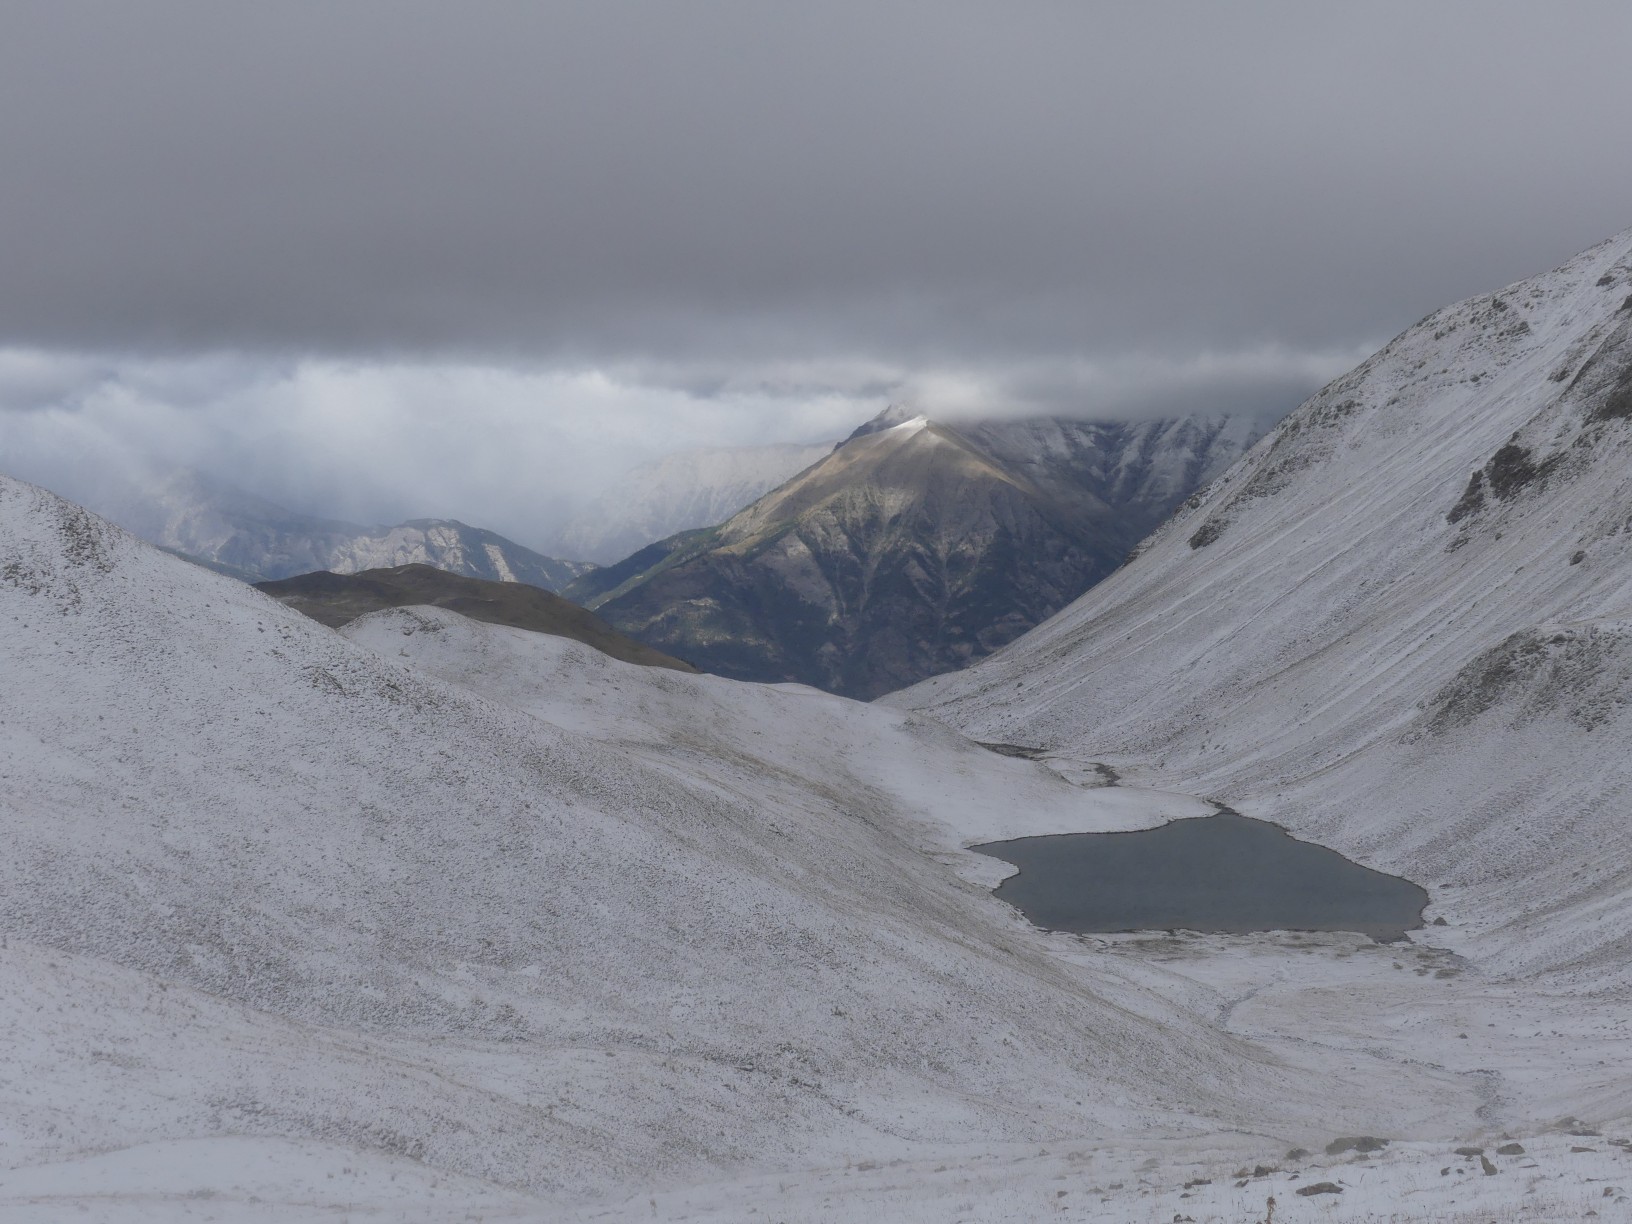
[6,471,1631,1220]
[957,412,1267,520]
[314,516,592,589]
[1,472,1386,1209]
[897,227,1632,989]
[549,440,833,563]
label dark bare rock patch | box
[976,742,1047,760]
[1297,1182,1344,1197]
[257,564,698,672]
[1328,1137,1391,1156]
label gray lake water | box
[971,811,1428,941]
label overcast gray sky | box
[2,1,1631,544]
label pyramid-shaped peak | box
[838,403,927,448]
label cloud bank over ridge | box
[3,2,1630,537]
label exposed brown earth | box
[256,563,698,672]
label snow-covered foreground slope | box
[897,228,1632,992]
[5,473,1631,1220]
[3,472,1455,1210]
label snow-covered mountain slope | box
[548,440,833,563]
[313,516,593,589]
[21,463,594,589]
[10,472,1632,1219]
[895,227,1632,989]
[5,472,1439,1206]
[959,413,1268,525]
[579,408,1263,698]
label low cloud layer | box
[2,3,1630,543]
[0,343,1356,548]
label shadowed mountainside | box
[569,410,1263,698]
[256,563,696,671]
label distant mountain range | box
[24,465,595,591]
[8,414,1261,696]
[256,564,696,671]
[544,440,835,563]
[568,406,1267,698]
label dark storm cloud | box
[4,3,1632,541]
[3,0,1630,364]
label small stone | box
[1454,1147,1484,1157]
[1432,916,1448,926]
[1481,1155,1499,1175]
[1496,1143,1526,1156]
[1574,1146,1597,1153]
[1284,1148,1310,1161]
[1325,1136,1389,1156]
[1253,1165,1278,1178]
[1296,1182,1344,1197]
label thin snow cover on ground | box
[0,474,1423,1219]
[340,603,1213,857]
[4,475,1631,1220]
[12,220,1632,1219]
[864,229,1632,1211]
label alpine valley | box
[4,227,1632,1224]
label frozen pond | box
[972,810,1428,941]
